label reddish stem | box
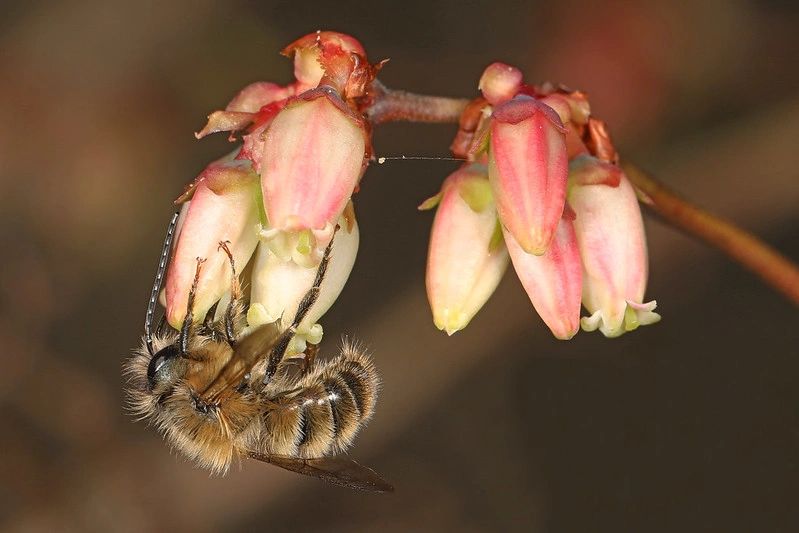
[366,82,799,305]
[366,81,470,125]
[622,163,799,304]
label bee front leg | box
[179,257,206,355]
[218,241,245,345]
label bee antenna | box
[145,211,180,355]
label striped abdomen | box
[262,345,378,458]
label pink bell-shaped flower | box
[247,206,360,354]
[569,170,660,337]
[504,214,583,340]
[261,87,368,235]
[487,95,569,256]
[164,158,261,329]
[421,163,509,335]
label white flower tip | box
[259,227,281,241]
[305,323,324,344]
[580,300,661,338]
[626,300,661,329]
[247,303,278,329]
[287,335,307,356]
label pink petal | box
[261,91,366,231]
[505,217,582,339]
[570,173,657,337]
[488,96,569,255]
[165,163,261,328]
[425,164,509,335]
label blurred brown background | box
[1,1,798,531]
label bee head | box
[147,343,184,390]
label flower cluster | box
[426,62,660,338]
[161,32,659,349]
[163,31,378,353]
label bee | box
[124,213,393,493]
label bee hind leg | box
[262,226,339,384]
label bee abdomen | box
[314,346,378,453]
[262,346,379,458]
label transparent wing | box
[248,452,394,494]
[200,322,281,402]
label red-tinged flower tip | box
[195,82,294,141]
[539,92,591,127]
[479,62,523,105]
[504,216,582,340]
[488,95,569,255]
[261,87,367,234]
[164,159,261,329]
[421,163,509,335]
[248,207,360,354]
[226,81,295,113]
[539,93,593,158]
[281,31,373,97]
[569,173,660,337]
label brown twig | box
[365,82,799,305]
[623,162,799,304]
[365,80,470,125]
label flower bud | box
[261,88,367,233]
[247,208,360,353]
[504,215,582,340]
[569,173,660,337]
[479,62,523,105]
[165,159,261,328]
[422,164,509,335]
[488,95,569,255]
[282,31,368,94]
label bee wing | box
[248,452,394,494]
[201,323,282,401]
[231,322,282,364]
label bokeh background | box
[1,1,798,531]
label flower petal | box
[570,173,658,337]
[262,90,366,232]
[165,163,261,328]
[505,217,582,340]
[248,210,359,338]
[488,95,569,255]
[425,164,509,335]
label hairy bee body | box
[125,332,378,474]
[127,221,391,491]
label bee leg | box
[179,257,206,355]
[302,343,319,375]
[217,241,244,345]
[263,226,339,384]
[156,314,168,337]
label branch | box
[365,80,470,125]
[366,82,799,305]
[622,163,799,304]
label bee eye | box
[147,344,180,388]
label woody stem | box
[367,83,799,305]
